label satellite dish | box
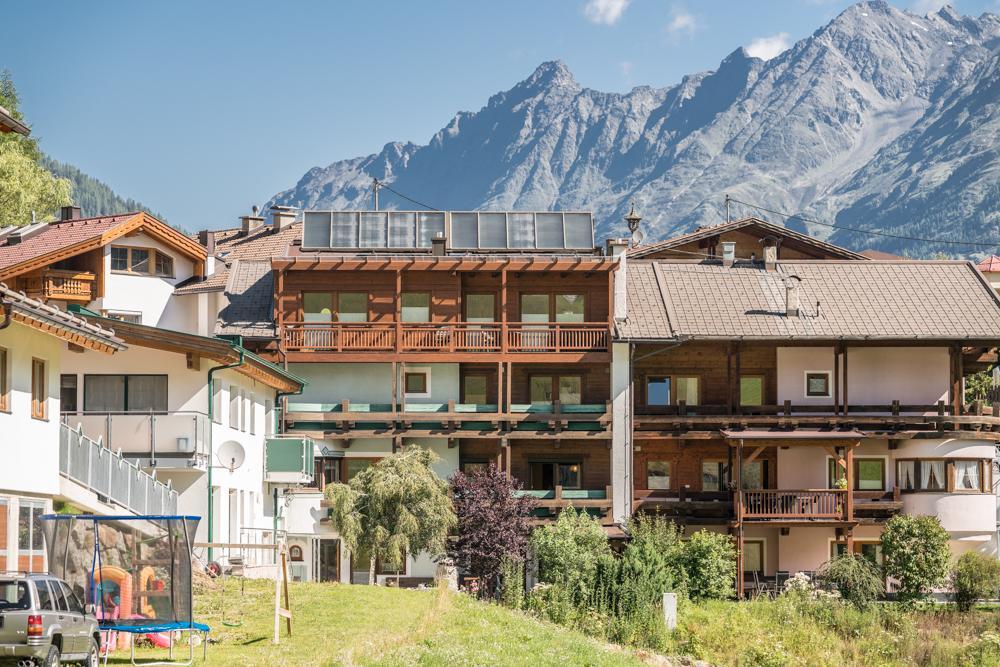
[216,441,246,472]
[631,229,645,247]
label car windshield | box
[0,581,30,610]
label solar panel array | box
[301,211,595,252]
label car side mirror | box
[84,603,96,615]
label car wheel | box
[82,639,99,667]
[41,644,59,667]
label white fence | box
[59,422,178,515]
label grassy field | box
[107,578,652,667]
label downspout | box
[206,346,246,563]
[0,300,13,330]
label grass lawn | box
[107,578,651,666]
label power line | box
[728,197,1000,249]
[373,179,441,212]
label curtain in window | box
[127,376,167,412]
[956,461,981,491]
[898,461,915,490]
[84,375,125,412]
[921,461,946,491]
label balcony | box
[517,486,614,525]
[281,321,610,358]
[264,436,315,484]
[20,269,96,302]
[740,489,847,521]
[61,411,211,469]
[283,400,611,438]
[59,422,178,515]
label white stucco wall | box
[290,363,460,406]
[0,321,62,497]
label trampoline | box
[42,514,209,666]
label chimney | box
[721,241,736,268]
[240,212,264,235]
[271,205,296,232]
[60,206,81,221]
[606,238,630,322]
[431,232,446,256]
[197,230,216,254]
[785,275,801,317]
[761,236,779,272]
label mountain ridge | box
[265,1,1000,257]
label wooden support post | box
[732,344,742,415]
[391,361,398,415]
[500,268,509,354]
[833,344,841,416]
[394,269,402,353]
[952,343,964,416]
[842,346,849,416]
[845,527,854,555]
[736,526,745,599]
[845,443,855,521]
[505,361,513,418]
[503,437,511,478]
[726,343,734,415]
[497,361,504,415]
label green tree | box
[882,515,951,603]
[0,70,72,227]
[682,530,736,601]
[952,551,1000,612]
[531,507,611,603]
[818,553,885,608]
[325,446,456,585]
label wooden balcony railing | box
[282,321,610,353]
[740,489,847,520]
[518,485,615,525]
[20,269,96,302]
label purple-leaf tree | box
[448,465,537,597]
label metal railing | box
[59,422,178,515]
[61,411,210,461]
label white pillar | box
[611,342,632,524]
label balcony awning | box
[722,429,865,441]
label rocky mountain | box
[265,2,1000,257]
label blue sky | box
[2,0,996,231]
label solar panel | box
[300,210,594,251]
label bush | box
[882,515,951,603]
[498,555,525,610]
[952,551,1000,612]
[681,530,736,601]
[531,507,611,604]
[818,554,885,608]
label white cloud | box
[583,0,630,25]
[620,61,634,78]
[910,0,948,14]
[664,6,700,40]
[745,32,791,60]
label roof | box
[977,255,1000,273]
[616,259,1000,342]
[0,212,207,281]
[628,217,868,261]
[0,105,30,136]
[0,283,124,353]
[860,249,904,261]
[215,260,275,338]
[173,267,229,295]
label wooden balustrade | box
[20,269,96,301]
[283,321,609,353]
[740,489,847,520]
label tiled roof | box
[616,259,1000,341]
[0,283,124,350]
[977,255,1000,273]
[213,222,300,260]
[628,217,868,260]
[215,260,275,338]
[0,213,138,274]
[173,266,230,295]
[860,249,904,261]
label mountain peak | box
[524,60,577,89]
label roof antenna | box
[725,194,731,223]
[372,177,381,211]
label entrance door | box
[318,539,340,583]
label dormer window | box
[110,245,175,278]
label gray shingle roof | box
[616,259,1000,341]
[215,260,275,338]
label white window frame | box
[804,370,832,398]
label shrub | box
[818,554,885,608]
[531,507,611,604]
[448,466,535,596]
[681,530,736,601]
[952,551,1000,612]
[882,514,951,603]
[498,555,525,610]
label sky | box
[2,0,997,231]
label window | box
[154,252,174,277]
[520,294,586,322]
[530,375,582,405]
[554,294,585,323]
[896,459,984,493]
[83,375,167,412]
[60,374,78,413]
[0,581,30,611]
[827,458,885,491]
[529,462,582,490]
[404,371,429,397]
[130,248,150,273]
[401,292,430,322]
[315,458,341,490]
[344,458,377,482]
[462,375,488,405]
[955,460,984,492]
[921,460,946,491]
[743,541,764,574]
[742,460,765,489]
[558,376,582,405]
[36,580,54,611]
[530,376,553,404]
[31,358,47,420]
[647,461,671,490]
[805,371,831,398]
[520,294,550,323]
[702,461,725,492]
[110,247,128,271]
[675,377,699,406]
[303,292,368,322]
[338,292,367,322]
[60,582,83,614]
[212,382,223,424]
[0,347,9,412]
[646,377,669,406]
[832,541,883,567]
[18,501,44,556]
[465,294,495,323]
[303,292,333,322]
[740,376,763,406]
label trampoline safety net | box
[42,515,200,629]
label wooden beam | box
[843,347,849,416]
[186,352,200,370]
[845,444,854,521]
[744,446,766,465]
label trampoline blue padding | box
[102,622,210,634]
